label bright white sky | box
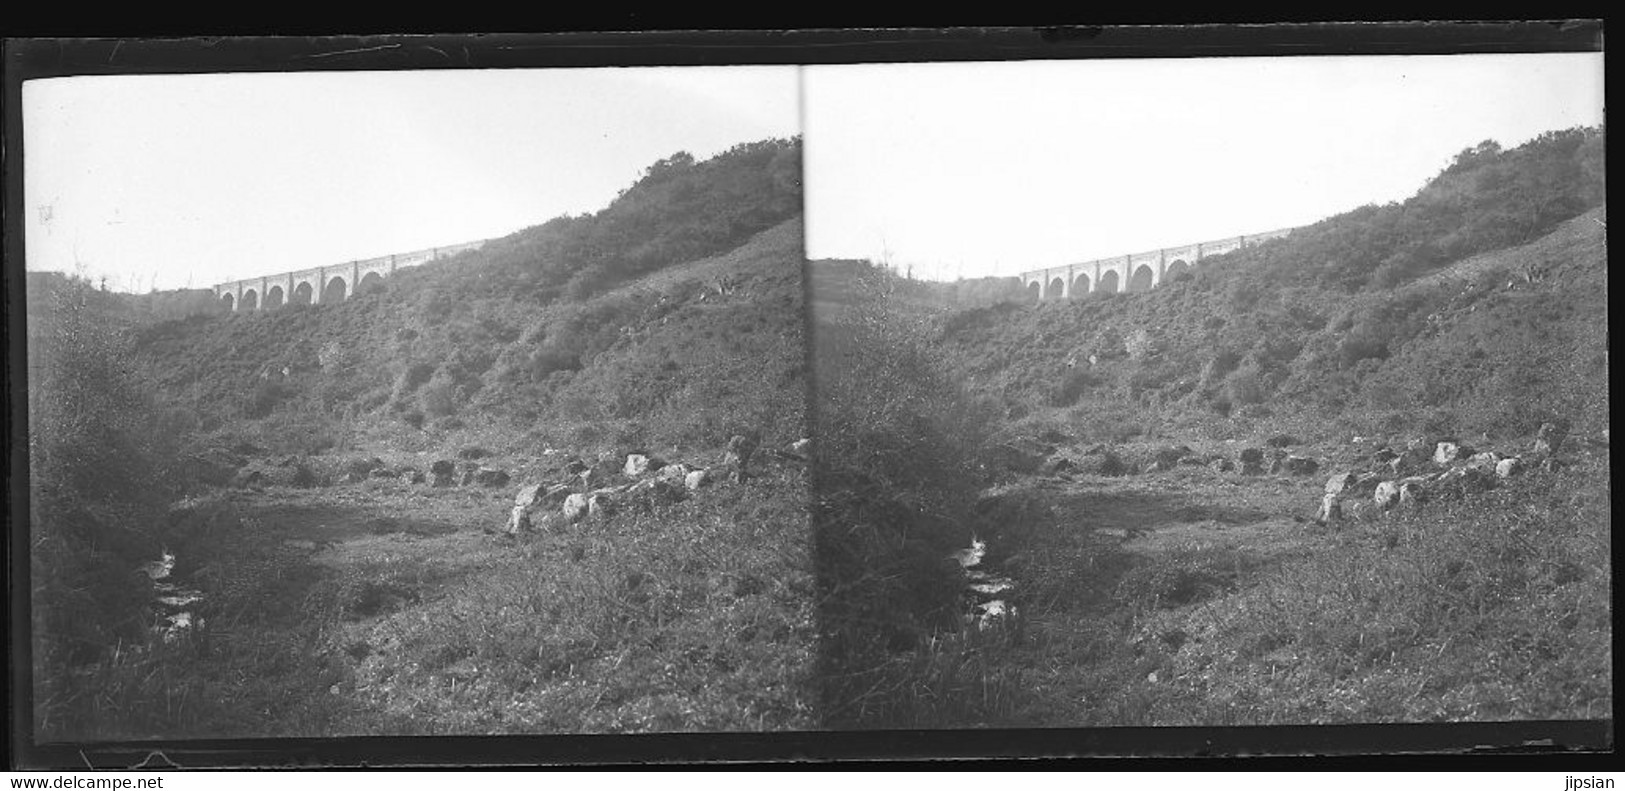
[804,52,1605,280]
[24,67,799,292]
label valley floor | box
[932,441,1612,728]
[58,454,816,739]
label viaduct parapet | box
[213,239,489,312]
[1018,226,1298,301]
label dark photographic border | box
[5,23,1609,769]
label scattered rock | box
[1398,477,1429,506]
[1495,457,1523,479]
[1210,457,1236,473]
[623,453,666,477]
[457,447,491,460]
[1239,448,1265,475]
[656,462,694,483]
[1324,471,1359,495]
[578,465,613,490]
[399,467,426,484]
[1533,421,1569,456]
[1266,434,1299,448]
[684,469,711,491]
[727,431,762,474]
[1315,492,1342,525]
[1282,456,1320,476]
[587,490,618,519]
[627,477,685,507]
[474,467,511,488]
[1433,441,1472,465]
[429,460,456,487]
[368,467,399,479]
[1374,480,1402,511]
[562,493,591,523]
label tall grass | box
[812,262,1009,727]
[27,275,188,737]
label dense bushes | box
[27,275,183,734]
[812,262,1004,727]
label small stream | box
[141,550,205,644]
[950,538,1017,631]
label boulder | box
[369,467,399,479]
[1283,456,1320,476]
[397,466,425,484]
[562,493,592,523]
[1144,445,1193,473]
[343,457,386,483]
[429,460,456,487]
[1533,421,1569,456]
[1495,457,1523,479]
[563,459,589,476]
[1210,457,1236,473]
[1372,447,1398,465]
[587,490,618,519]
[1373,480,1402,510]
[656,462,695,483]
[474,467,511,488]
[457,447,491,460]
[1315,492,1343,525]
[789,438,813,458]
[684,468,711,491]
[1266,434,1299,449]
[628,477,685,507]
[1324,471,1360,495]
[1398,477,1429,506]
[1433,441,1471,465]
[1239,447,1266,475]
[623,453,666,477]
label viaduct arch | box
[1018,226,1296,303]
[213,239,487,313]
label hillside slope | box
[927,128,1606,444]
[132,139,805,460]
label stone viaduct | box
[213,239,489,312]
[1019,227,1297,301]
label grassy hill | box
[921,126,1606,446]
[131,138,805,462]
